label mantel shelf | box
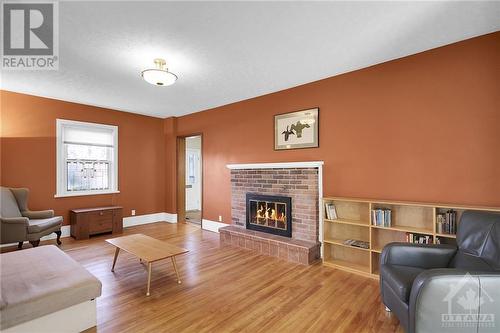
[226,161,324,170]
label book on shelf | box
[436,210,457,235]
[325,203,338,220]
[371,208,392,227]
[343,239,370,249]
[406,233,432,244]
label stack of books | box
[372,208,392,227]
[436,210,457,234]
[325,203,338,220]
[406,233,432,244]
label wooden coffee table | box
[106,234,188,296]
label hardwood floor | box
[3,223,403,333]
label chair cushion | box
[0,187,21,218]
[380,264,425,303]
[27,216,62,233]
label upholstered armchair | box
[380,211,500,333]
[1,187,63,248]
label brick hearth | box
[220,226,320,265]
[222,165,321,265]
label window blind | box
[63,125,114,147]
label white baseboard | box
[1,212,178,248]
[57,211,177,236]
[123,212,177,227]
[163,213,178,223]
[202,219,227,233]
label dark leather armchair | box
[380,211,500,333]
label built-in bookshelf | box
[322,197,500,279]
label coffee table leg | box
[146,262,152,296]
[111,247,120,272]
[171,256,181,284]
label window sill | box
[54,190,120,198]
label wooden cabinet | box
[70,206,123,240]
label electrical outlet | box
[218,215,222,222]
[131,209,136,216]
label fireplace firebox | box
[246,193,292,237]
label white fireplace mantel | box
[226,160,325,257]
[226,161,324,170]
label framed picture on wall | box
[274,108,319,150]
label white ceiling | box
[2,1,499,118]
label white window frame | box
[55,119,119,198]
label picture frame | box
[274,107,319,150]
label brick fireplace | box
[220,162,323,265]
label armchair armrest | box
[409,269,500,333]
[1,217,29,225]
[21,209,54,219]
[381,242,457,269]
[1,217,28,243]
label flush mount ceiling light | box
[141,58,178,86]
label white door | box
[185,148,201,211]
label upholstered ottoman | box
[0,245,102,332]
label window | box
[56,119,118,197]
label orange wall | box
[1,91,166,224]
[2,33,499,227]
[168,32,500,224]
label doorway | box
[177,135,202,226]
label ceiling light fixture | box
[141,58,178,86]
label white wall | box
[185,136,202,211]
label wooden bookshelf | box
[324,258,372,275]
[324,218,369,227]
[324,238,371,252]
[371,224,433,235]
[435,233,457,239]
[322,197,500,279]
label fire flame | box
[256,204,286,222]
